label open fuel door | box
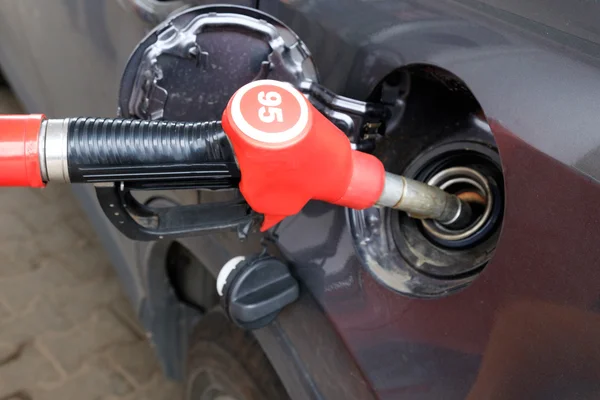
[118,5,318,122]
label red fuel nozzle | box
[222,80,386,231]
[0,81,466,235]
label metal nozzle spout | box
[377,172,471,226]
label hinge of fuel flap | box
[299,80,391,151]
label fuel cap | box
[217,255,299,330]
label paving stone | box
[136,374,183,400]
[0,85,179,398]
[39,308,138,373]
[63,213,101,240]
[47,276,122,323]
[0,188,46,212]
[107,340,160,386]
[0,212,36,240]
[34,355,134,400]
[109,373,182,400]
[109,295,146,338]
[0,342,63,397]
[0,300,12,321]
[56,242,114,282]
[0,342,16,363]
[35,221,91,255]
[0,258,77,313]
[0,391,33,400]
[0,238,47,279]
[0,299,72,343]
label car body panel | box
[263,0,600,398]
[1,0,600,399]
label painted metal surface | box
[1,0,599,398]
[263,0,600,398]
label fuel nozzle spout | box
[377,172,473,230]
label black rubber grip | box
[66,118,239,189]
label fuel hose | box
[0,115,238,188]
[0,80,471,232]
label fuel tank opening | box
[409,145,504,250]
[390,140,504,279]
[426,167,492,240]
[428,167,492,236]
[349,64,505,297]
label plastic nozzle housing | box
[222,80,385,230]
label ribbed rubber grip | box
[66,118,239,189]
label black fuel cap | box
[218,255,299,330]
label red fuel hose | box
[0,114,45,187]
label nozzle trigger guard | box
[95,183,257,241]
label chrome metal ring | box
[421,167,493,241]
[44,118,70,183]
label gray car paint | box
[263,0,600,398]
[2,0,600,399]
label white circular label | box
[230,79,309,144]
